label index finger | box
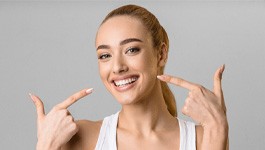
[157,75,197,91]
[55,88,93,110]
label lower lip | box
[112,79,138,92]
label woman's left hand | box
[157,65,228,149]
[157,64,227,131]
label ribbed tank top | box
[95,111,196,150]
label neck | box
[118,81,177,136]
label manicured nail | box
[29,93,33,98]
[157,75,167,81]
[86,88,93,94]
[29,93,35,102]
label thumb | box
[29,93,45,120]
[213,64,225,98]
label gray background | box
[1,1,264,149]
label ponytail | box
[160,26,177,117]
[161,82,177,116]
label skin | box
[31,15,228,150]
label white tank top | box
[95,111,196,150]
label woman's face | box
[96,16,161,105]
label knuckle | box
[185,98,191,105]
[185,98,194,105]
[69,123,78,133]
[177,78,184,85]
[194,85,205,93]
[69,96,77,103]
[72,124,79,133]
[181,106,188,114]
[36,103,42,109]
[214,74,221,81]
[188,91,193,98]
[61,109,68,116]
[68,116,74,122]
[72,123,78,130]
[35,100,43,108]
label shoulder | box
[62,119,103,150]
[195,125,203,150]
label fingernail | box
[220,64,225,73]
[157,75,168,81]
[29,93,35,102]
[86,88,93,94]
[157,75,164,80]
[29,93,33,98]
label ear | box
[157,43,168,67]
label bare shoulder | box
[195,125,203,150]
[62,119,103,150]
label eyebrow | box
[96,38,143,50]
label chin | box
[114,94,140,105]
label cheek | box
[138,53,158,74]
[127,59,145,71]
[98,62,110,82]
[133,49,157,67]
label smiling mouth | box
[113,76,139,87]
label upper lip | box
[110,74,139,83]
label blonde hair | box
[101,4,177,117]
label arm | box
[196,124,229,150]
[158,64,228,150]
[202,123,229,150]
[30,88,93,150]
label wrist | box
[203,116,229,132]
[202,119,229,139]
[202,122,229,148]
[203,126,229,139]
[207,120,228,131]
[36,140,61,150]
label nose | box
[112,56,128,74]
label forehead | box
[96,16,151,46]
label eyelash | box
[98,47,140,60]
[126,47,140,54]
[98,53,111,59]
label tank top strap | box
[177,118,196,150]
[95,111,119,150]
[95,113,196,150]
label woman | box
[30,4,228,150]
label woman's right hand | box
[30,88,93,150]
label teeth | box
[114,77,138,87]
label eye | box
[126,47,140,54]
[98,53,111,60]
